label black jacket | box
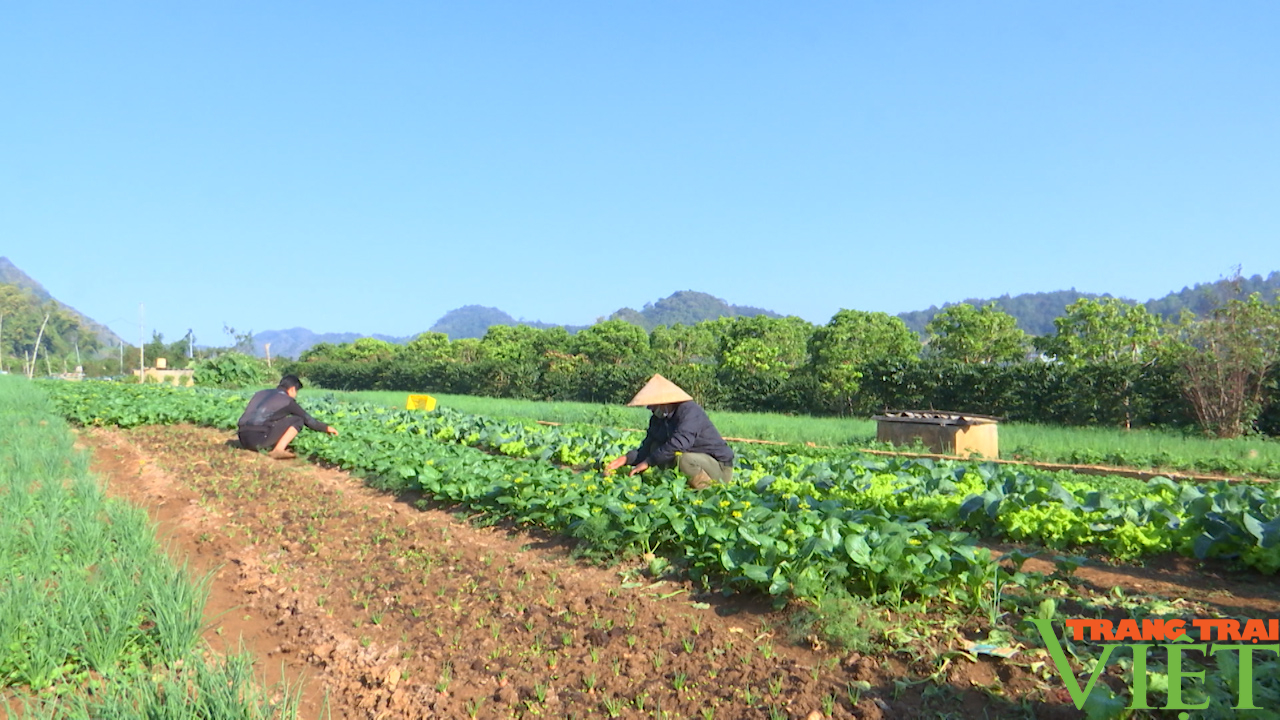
[238,389,330,432]
[625,401,734,468]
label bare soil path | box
[77,423,1276,719]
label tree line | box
[275,293,1280,439]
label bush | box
[192,353,272,389]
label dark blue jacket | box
[625,401,734,468]
[238,389,329,433]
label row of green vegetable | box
[338,389,1280,574]
[746,452,1280,573]
[397,395,1280,574]
[43,381,995,604]
[44,382,1280,579]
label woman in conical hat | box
[604,374,734,490]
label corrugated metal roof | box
[872,410,1001,425]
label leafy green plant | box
[192,352,272,389]
[785,585,887,654]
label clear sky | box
[3,2,1278,346]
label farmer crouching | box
[237,374,338,459]
[605,374,734,490]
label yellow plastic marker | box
[406,394,437,411]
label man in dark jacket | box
[237,374,338,459]
[605,374,734,489]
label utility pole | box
[26,313,49,379]
[187,329,194,359]
[119,340,124,374]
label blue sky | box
[2,2,1278,346]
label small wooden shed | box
[873,410,1000,459]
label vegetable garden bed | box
[34,380,1280,717]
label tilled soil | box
[84,423,1260,720]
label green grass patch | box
[1000,422,1280,478]
[0,376,296,719]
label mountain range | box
[4,256,1278,360]
[254,273,1280,357]
[252,328,414,362]
[250,275,1278,359]
[896,272,1280,336]
[251,290,773,357]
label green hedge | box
[286,356,1204,431]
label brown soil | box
[71,423,1276,719]
[989,545,1280,617]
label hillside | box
[1146,271,1280,319]
[0,257,123,348]
[608,290,782,330]
[897,290,1116,336]
[426,306,590,340]
[0,256,55,302]
[897,272,1280,336]
[428,305,519,340]
[252,328,413,360]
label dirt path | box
[89,424,883,719]
[87,423,1278,719]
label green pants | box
[675,452,733,484]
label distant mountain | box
[896,271,1280,337]
[250,307,568,358]
[0,256,54,302]
[251,291,783,357]
[609,290,782,330]
[1146,271,1280,319]
[252,328,412,360]
[898,290,1116,336]
[428,305,590,340]
[0,257,124,348]
[428,305,517,339]
[251,273,1280,359]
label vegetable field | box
[331,390,1280,480]
[45,383,1280,587]
[26,380,1280,718]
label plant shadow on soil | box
[984,541,1280,619]
[73,423,1128,719]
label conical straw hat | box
[626,374,693,407]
